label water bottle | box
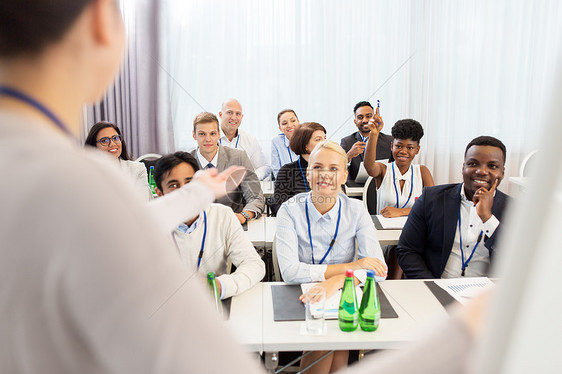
[338,269,358,331]
[359,269,380,331]
[148,165,156,195]
[206,272,223,316]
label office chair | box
[362,176,378,215]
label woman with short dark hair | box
[270,122,326,215]
[365,118,435,217]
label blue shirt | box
[276,192,386,284]
[271,133,298,179]
[176,214,202,234]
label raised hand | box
[472,178,498,222]
[367,106,384,134]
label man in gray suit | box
[190,112,265,224]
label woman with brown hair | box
[270,122,326,214]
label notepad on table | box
[376,215,408,229]
[301,283,363,319]
[433,277,495,305]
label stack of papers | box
[434,277,495,305]
[301,283,363,319]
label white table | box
[226,282,263,352]
[227,280,450,368]
[247,217,266,247]
[260,180,274,198]
[261,282,419,352]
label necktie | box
[206,163,215,169]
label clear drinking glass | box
[305,288,326,335]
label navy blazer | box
[340,131,393,181]
[396,183,509,279]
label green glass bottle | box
[206,272,223,316]
[148,166,156,195]
[359,269,380,331]
[338,269,358,331]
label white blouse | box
[376,163,423,214]
[119,159,152,201]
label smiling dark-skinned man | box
[396,136,510,279]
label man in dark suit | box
[396,136,510,279]
[190,112,265,224]
[340,101,393,181]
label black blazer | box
[396,183,510,279]
[270,156,310,215]
[340,131,393,181]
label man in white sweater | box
[155,151,265,299]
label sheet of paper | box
[301,283,363,319]
[376,214,408,229]
[434,277,495,305]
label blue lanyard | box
[298,158,308,193]
[219,134,240,148]
[305,197,342,265]
[0,85,73,137]
[196,211,208,270]
[392,162,414,209]
[287,146,293,162]
[458,208,483,276]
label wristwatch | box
[241,211,251,222]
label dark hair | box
[84,121,131,161]
[353,101,373,114]
[464,136,507,165]
[391,119,424,143]
[277,109,298,125]
[193,112,219,133]
[290,122,327,155]
[0,1,93,57]
[154,152,201,192]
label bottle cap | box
[366,269,375,278]
[207,272,216,279]
[345,269,354,278]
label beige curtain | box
[82,0,174,159]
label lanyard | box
[196,211,208,270]
[219,133,240,148]
[0,85,73,138]
[287,146,293,162]
[392,162,413,209]
[298,158,309,193]
[172,212,208,271]
[305,197,342,265]
[458,208,483,276]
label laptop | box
[355,159,390,184]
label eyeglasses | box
[96,135,122,146]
